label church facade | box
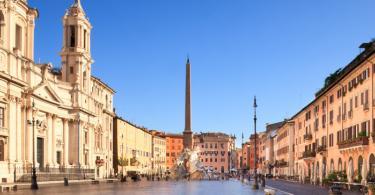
[0,0,115,183]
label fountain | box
[169,148,203,180]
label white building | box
[0,0,115,183]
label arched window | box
[330,159,334,173]
[370,154,375,175]
[0,139,4,161]
[338,158,342,171]
[358,156,363,177]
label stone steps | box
[17,173,95,182]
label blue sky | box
[29,0,375,144]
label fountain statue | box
[169,148,204,180]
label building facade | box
[260,40,375,185]
[235,148,242,170]
[274,121,295,177]
[258,132,267,175]
[164,133,183,171]
[242,141,251,170]
[193,132,236,173]
[0,0,115,183]
[150,131,166,176]
[113,117,152,175]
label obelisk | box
[183,57,193,150]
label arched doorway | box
[369,154,375,176]
[330,159,334,173]
[358,156,363,178]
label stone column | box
[26,107,32,163]
[51,115,57,166]
[16,97,22,162]
[63,119,69,166]
[8,96,17,162]
[47,113,52,166]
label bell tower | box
[60,0,92,94]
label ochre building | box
[113,117,152,175]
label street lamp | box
[27,100,40,190]
[252,96,259,190]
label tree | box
[324,68,342,88]
[118,157,128,176]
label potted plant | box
[358,131,367,137]
[368,183,375,195]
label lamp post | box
[28,101,39,190]
[252,96,259,190]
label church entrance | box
[37,138,44,169]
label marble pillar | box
[8,96,16,162]
[51,115,57,166]
[63,119,69,166]
[15,98,22,163]
[47,113,52,166]
[26,107,32,163]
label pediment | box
[33,83,63,105]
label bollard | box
[64,177,69,186]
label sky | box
[29,0,375,146]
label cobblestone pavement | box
[266,179,363,195]
[6,180,267,195]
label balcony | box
[275,159,288,168]
[304,134,313,141]
[300,150,316,160]
[316,145,327,154]
[338,136,369,150]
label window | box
[330,95,334,104]
[70,66,74,74]
[0,12,4,40]
[15,25,22,50]
[70,25,76,47]
[83,29,87,49]
[0,140,4,161]
[329,134,334,147]
[0,108,4,127]
[329,110,334,124]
